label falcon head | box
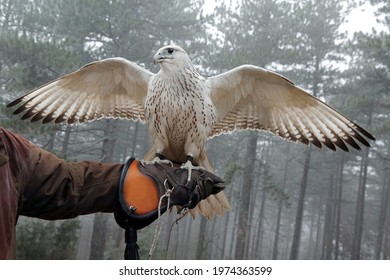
[153,45,191,69]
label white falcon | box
[8,45,375,219]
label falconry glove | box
[114,158,225,230]
[114,157,225,260]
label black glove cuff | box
[115,157,166,230]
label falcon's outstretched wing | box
[7,58,153,124]
[206,65,375,151]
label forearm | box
[1,127,122,220]
[20,147,123,220]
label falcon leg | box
[181,156,204,183]
[140,153,173,167]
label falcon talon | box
[159,159,174,167]
[180,160,204,183]
[140,157,173,167]
[155,152,166,160]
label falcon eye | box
[167,48,174,54]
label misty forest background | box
[0,0,389,260]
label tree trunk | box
[89,120,117,259]
[222,178,237,259]
[235,133,258,259]
[272,204,283,260]
[375,171,389,259]
[375,142,390,259]
[313,197,323,259]
[254,190,267,259]
[290,147,311,259]
[89,213,108,259]
[272,143,290,259]
[45,127,57,152]
[351,146,369,259]
[334,153,345,260]
[248,150,264,259]
[196,217,208,259]
[307,196,319,259]
[290,52,319,258]
[229,209,239,258]
[130,121,140,158]
[384,222,390,260]
[322,173,335,259]
[61,125,72,157]
[101,119,117,163]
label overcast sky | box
[340,1,388,37]
[204,1,389,38]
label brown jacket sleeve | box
[1,127,123,220]
[21,151,123,220]
[0,127,123,259]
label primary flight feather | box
[8,45,375,218]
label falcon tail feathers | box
[143,147,158,161]
[193,150,230,220]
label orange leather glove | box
[115,158,225,230]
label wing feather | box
[8,57,153,124]
[206,65,374,151]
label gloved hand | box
[140,159,225,209]
[115,158,225,230]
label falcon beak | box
[153,53,166,64]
